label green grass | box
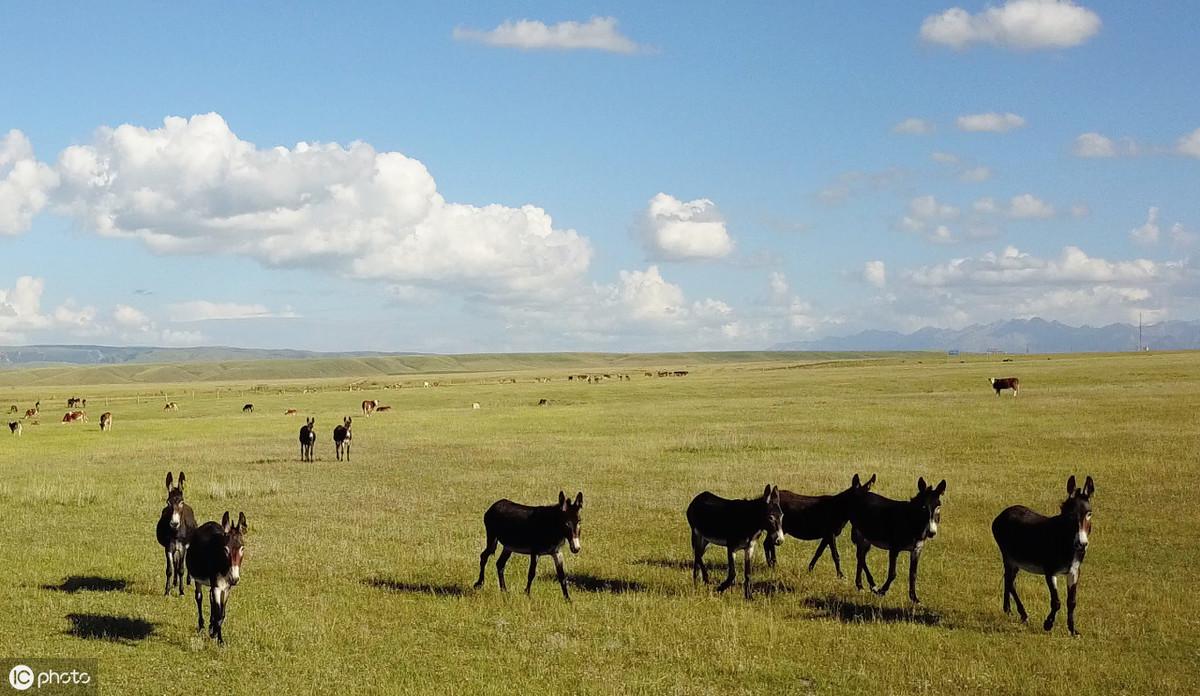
[0,351,1197,694]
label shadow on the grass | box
[66,613,155,642]
[42,576,130,593]
[802,594,942,626]
[363,577,465,597]
[569,573,646,594]
[634,557,730,572]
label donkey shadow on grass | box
[802,594,943,627]
[66,613,155,643]
[42,576,130,593]
[364,577,466,597]
[364,572,648,597]
[633,558,796,596]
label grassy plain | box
[0,351,1197,695]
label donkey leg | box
[907,548,922,603]
[691,529,709,584]
[164,549,173,595]
[1043,575,1060,631]
[552,551,570,602]
[475,533,497,589]
[716,547,737,593]
[524,555,538,595]
[763,537,776,568]
[875,549,899,596]
[496,548,512,592]
[1067,574,1080,637]
[208,587,220,638]
[194,583,205,631]
[743,544,754,600]
[175,550,187,596]
[1009,567,1028,622]
[828,537,844,579]
[807,538,829,573]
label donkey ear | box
[165,472,173,490]
[763,484,773,499]
[558,491,567,509]
[178,472,186,489]
[917,477,927,492]
[221,511,231,533]
[769,485,780,502]
[866,473,877,489]
[935,479,947,495]
[852,473,861,488]
[574,491,584,509]
[237,512,247,533]
[1066,475,1077,496]
[1083,476,1095,498]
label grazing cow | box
[187,511,248,645]
[61,411,87,424]
[687,485,785,599]
[475,491,584,600]
[284,409,298,416]
[992,476,1094,636]
[333,417,352,461]
[67,397,78,408]
[299,418,316,461]
[361,399,378,416]
[8,421,21,436]
[24,408,37,419]
[537,399,549,406]
[164,402,179,411]
[156,472,196,596]
[472,403,481,410]
[763,474,876,578]
[242,404,254,414]
[989,377,1019,396]
[375,405,392,412]
[99,412,112,432]
[849,477,946,603]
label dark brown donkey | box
[187,511,248,645]
[333,417,352,461]
[992,475,1094,636]
[299,417,315,461]
[474,491,584,600]
[849,477,945,603]
[763,474,876,578]
[155,472,196,596]
[687,485,784,599]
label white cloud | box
[168,300,299,322]
[864,261,887,288]
[973,197,999,214]
[1177,128,1200,158]
[1130,207,1160,246]
[893,118,935,135]
[640,193,734,261]
[960,166,993,182]
[907,245,1161,288]
[0,130,59,235]
[113,304,151,329]
[1170,223,1197,249]
[768,271,789,299]
[956,112,1026,133]
[900,195,961,242]
[452,16,644,54]
[1072,132,1115,158]
[920,0,1101,51]
[48,113,592,301]
[1008,194,1055,219]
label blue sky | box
[1,1,1197,351]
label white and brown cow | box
[989,377,1020,397]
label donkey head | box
[846,473,877,496]
[557,491,584,553]
[164,471,186,529]
[221,511,249,585]
[343,416,352,430]
[760,484,785,546]
[914,477,947,540]
[1062,475,1094,551]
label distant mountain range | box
[0,344,404,367]
[772,318,1200,353]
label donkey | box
[475,491,584,600]
[687,485,784,599]
[299,417,316,461]
[187,511,247,645]
[242,403,253,414]
[849,477,946,603]
[8,421,21,436]
[99,412,112,432]
[992,475,1094,636]
[155,472,196,596]
[763,474,876,578]
[333,417,352,461]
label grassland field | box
[0,351,1197,695]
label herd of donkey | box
[7,372,1096,646]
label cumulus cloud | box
[956,112,1026,133]
[46,114,592,301]
[863,261,887,288]
[167,300,299,322]
[452,16,645,54]
[113,304,151,329]
[1130,207,1160,245]
[920,0,1101,51]
[1177,128,1200,158]
[960,166,993,182]
[0,130,59,235]
[900,195,961,242]
[1008,193,1055,219]
[640,193,734,261]
[893,118,935,135]
[768,271,790,300]
[1072,132,1115,158]
[906,245,1161,288]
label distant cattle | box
[374,405,392,413]
[67,397,87,408]
[242,404,254,414]
[8,422,20,436]
[23,408,37,419]
[361,400,378,416]
[284,409,299,416]
[989,377,1020,397]
[99,412,113,432]
[674,371,689,377]
[537,399,549,406]
[164,402,179,411]
[472,403,481,410]
[61,411,87,424]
